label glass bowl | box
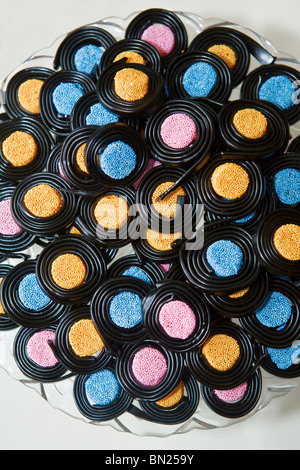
[0,10,300,437]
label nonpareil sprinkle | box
[114,68,149,101]
[140,24,175,57]
[26,330,58,368]
[151,181,186,219]
[122,266,152,286]
[255,291,292,328]
[267,344,300,370]
[158,300,196,339]
[99,140,137,180]
[52,82,85,116]
[207,44,237,70]
[0,198,22,235]
[86,102,119,126]
[258,75,296,111]
[85,369,121,405]
[146,229,181,251]
[23,184,63,218]
[108,291,143,329]
[182,62,217,97]
[131,346,168,387]
[273,224,300,261]
[74,44,103,76]
[160,113,198,149]
[214,381,248,403]
[94,194,129,230]
[156,381,185,408]
[18,273,51,311]
[114,50,146,65]
[2,131,38,167]
[68,319,104,357]
[273,168,300,206]
[206,239,244,277]
[211,162,250,199]
[233,108,268,139]
[18,78,44,114]
[75,143,89,174]
[50,253,87,290]
[202,334,240,372]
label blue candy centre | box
[109,291,143,328]
[52,82,85,116]
[258,75,296,110]
[255,291,292,328]
[206,239,243,277]
[99,140,137,179]
[122,266,152,286]
[74,44,103,76]
[86,103,119,126]
[85,369,121,405]
[273,168,300,205]
[18,273,51,311]
[182,62,217,97]
[267,343,300,370]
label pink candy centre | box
[140,24,175,57]
[158,300,196,339]
[0,199,22,236]
[26,330,58,368]
[214,381,248,403]
[160,113,198,149]
[131,347,168,386]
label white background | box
[0,0,300,451]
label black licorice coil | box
[49,306,113,375]
[4,67,54,118]
[143,279,211,352]
[135,165,197,233]
[188,26,251,87]
[100,38,162,73]
[185,321,257,390]
[240,64,300,124]
[1,259,70,328]
[90,276,152,349]
[10,172,78,236]
[217,99,290,160]
[180,225,261,295]
[36,234,107,306]
[54,25,116,73]
[196,158,266,220]
[116,339,184,401]
[166,51,232,103]
[58,125,105,195]
[254,208,300,280]
[0,117,54,181]
[75,186,136,249]
[96,62,166,118]
[201,369,262,419]
[288,135,300,153]
[73,360,134,422]
[13,326,71,383]
[46,143,63,176]
[239,277,300,348]
[125,8,188,67]
[39,70,96,136]
[144,99,215,167]
[107,254,165,287]
[0,184,36,256]
[0,264,18,330]
[84,122,148,188]
[132,367,200,425]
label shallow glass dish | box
[0,11,300,437]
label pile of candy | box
[0,8,300,429]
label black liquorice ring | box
[53,25,116,73]
[107,254,165,287]
[59,125,106,195]
[180,225,261,295]
[288,135,300,153]
[116,339,184,401]
[240,64,300,124]
[204,182,277,234]
[203,269,269,319]
[166,51,232,103]
[0,185,36,256]
[13,326,71,383]
[125,8,188,67]
[254,208,300,280]
[132,367,200,425]
[36,234,107,306]
[4,67,54,118]
[0,264,19,330]
[73,360,133,422]
[196,158,266,220]
[135,165,197,232]
[0,259,70,328]
[74,186,136,249]
[144,99,215,167]
[49,306,113,375]
[90,276,152,348]
[201,368,262,419]
[100,38,162,73]
[217,99,290,160]
[185,320,256,390]
[188,26,250,87]
[261,152,300,208]
[256,343,300,379]
[46,143,63,176]
[96,62,166,118]
[84,122,149,188]
[143,279,211,352]
[39,70,96,136]
[239,277,300,348]
[0,117,54,182]
[10,172,78,236]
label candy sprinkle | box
[273,224,300,261]
[131,346,168,386]
[2,131,38,167]
[202,334,240,372]
[114,68,149,101]
[233,108,268,139]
